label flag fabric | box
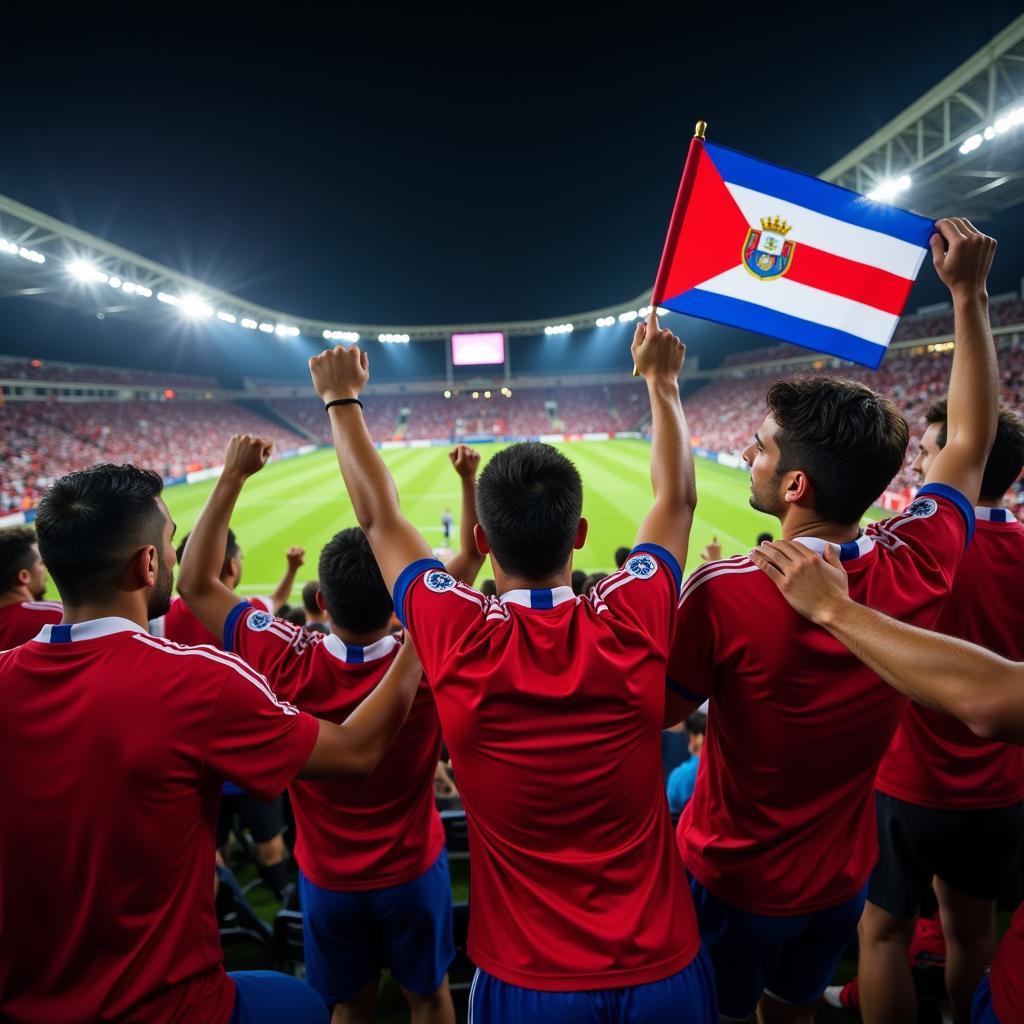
[652,138,936,368]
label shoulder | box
[20,601,64,620]
[678,556,762,607]
[128,632,275,684]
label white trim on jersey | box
[793,534,876,561]
[132,633,301,715]
[35,617,141,642]
[498,586,577,609]
[975,505,1018,523]
[679,561,760,606]
[323,633,401,665]
[22,600,63,611]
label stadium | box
[2,12,1024,1024]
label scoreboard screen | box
[451,331,505,366]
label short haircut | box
[476,442,583,578]
[686,711,708,736]
[614,547,631,569]
[480,578,498,598]
[175,527,238,567]
[756,532,774,546]
[284,607,307,627]
[570,569,587,595]
[582,572,607,593]
[35,464,166,605]
[924,398,1024,502]
[0,526,39,594]
[317,528,393,633]
[301,580,320,615]
[766,376,909,523]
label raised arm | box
[270,547,305,613]
[920,218,999,503]
[301,636,425,778]
[308,346,432,592]
[632,310,695,572]
[178,434,271,641]
[751,539,1024,744]
[443,444,485,585]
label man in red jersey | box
[864,400,1024,1023]
[179,437,484,1024]
[304,312,716,1023]
[0,525,62,647]
[0,462,435,1024]
[749,536,1024,1024]
[663,218,999,1024]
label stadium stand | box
[0,356,218,389]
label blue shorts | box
[690,878,867,1019]
[467,947,717,1023]
[229,970,327,1023]
[972,975,1001,1023]
[298,848,454,1004]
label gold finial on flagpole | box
[694,120,707,140]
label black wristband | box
[325,397,363,412]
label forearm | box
[946,293,997,454]
[327,405,403,534]
[446,475,484,584]
[818,597,1024,741]
[179,472,244,597]
[300,640,424,778]
[647,379,695,512]
[270,568,299,612]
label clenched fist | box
[222,434,273,480]
[309,345,370,403]
[449,444,481,479]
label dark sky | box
[2,9,1023,328]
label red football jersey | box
[876,507,1024,810]
[153,594,273,647]
[395,545,701,992]
[991,902,1024,1020]
[224,603,445,890]
[669,485,974,916]
[0,617,319,1024]
[0,599,63,650]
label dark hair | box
[284,607,307,626]
[685,711,708,736]
[756,532,774,546]
[175,527,238,567]
[301,580,321,615]
[476,442,583,578]
[317,528,393,633]
[765,376,909,523]
[480,578,497,598]
[35,464,166,604]
[0,526,40,593]
[924,398,1024,502]
[582,572,607,593]
[570,569,587,595]
[614,546,630,569]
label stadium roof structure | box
[1,13,1023,345]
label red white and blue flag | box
[652,138,935,368]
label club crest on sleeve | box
[247,610,274,631]
[625,553,658,579]
[904,496,938,519]
[424,569,457,593]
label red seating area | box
[0,400,305,513]
[0,356,217,389]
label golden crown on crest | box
[760,215,792,235]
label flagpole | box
[633,119,708,376]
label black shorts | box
[869,791,1024,919]
[217,792,286,847]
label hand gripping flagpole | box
[633,119,708,376]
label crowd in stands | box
[0,356,217,389]
[0,400,305,512]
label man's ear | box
[573,517,589,550]
[473,523,491,555]
[316,589,326,612]
[127,545,158,592]
[783,470,811,506]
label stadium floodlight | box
[122,281,137,294]
[618,310,638,323]
[275,324,299,337]
[595,315,615,328]
[70,258,108,283]
[18,247,45,264]
[322,329,333,339]
[484,390,492,398]
[258,322,274,333]
[135,285,153,298]
[544,323,574,335]
[157,291,180,306]
[339,331,359,342]
[378,333,410,343]
[472,391,479,399]
[639,305,652,317]
[0,238,15,254]
[217,311,237,324]
[866,175,912,202]
[240,317,258,330]
[180,294,214,319]
[958,104,1024,155]
[108,276,122,289]
[443,389,452,398]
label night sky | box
[2,10,1023,341]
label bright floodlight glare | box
[958,104,1024,155]
[108,276,122,289]
[217,311,237,324]
[866,175,912,202]
[322,329,333,339]
[136,286,153,298]
[70,258,100,281]
[484,390,491,398]
[275,324,299,337]
[241,318,258,330]
[258,322,274,333]
[595,315,615,328]
[19,247,46,264]
[180,294,213,318]
[618,310,638,323]
[0,238,15,254]
[157,291,181,306]
[443,390,452,398]
[472,391,479,399]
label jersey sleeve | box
[393,558,489,684]
[222,601,313,704]
[247,595,274,613]
[589,544,682,658]
[203,651,320,800]
[865,483,976,620]
[666,564,720,705]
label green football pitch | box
[161,440,783,600]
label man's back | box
[396,548,700,991]
[876,507,1024,809]
[0,599,62,649]
[669,486,973,915]
[0,618,318,1024]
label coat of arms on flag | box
[650,124,936,368]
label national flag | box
[652,136,936,368]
